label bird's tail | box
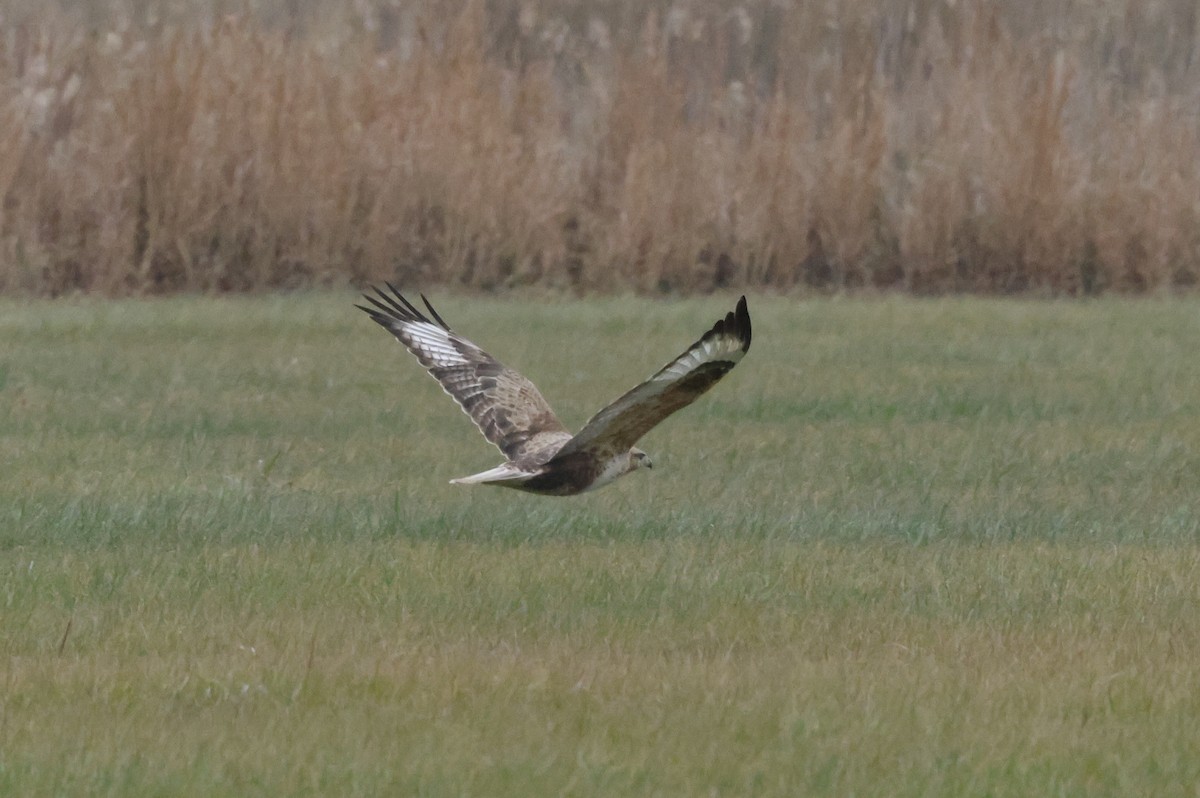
[449,463,535,485]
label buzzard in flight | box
[357,285,751,496]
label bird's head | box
[631,448,653,471]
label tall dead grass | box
[3,0,1200,295]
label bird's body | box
[357,286,751,496]
[448,446,637,496]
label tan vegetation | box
[3,0,1200,295]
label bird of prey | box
[357,285,751,495]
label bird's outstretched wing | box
[552,296,751,459]
[357,284,570,462]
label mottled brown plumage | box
[357,284,751,495]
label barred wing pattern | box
[356,284,571,464]
[551,296,751,460]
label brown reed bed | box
[2,0,1200,295]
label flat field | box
[4,293,1200,795]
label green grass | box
[4,293,1200,795]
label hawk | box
[357,285,751,495]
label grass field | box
[4,293,1200,795]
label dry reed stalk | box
[2,0,1200,295]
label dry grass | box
[3,0,1200,295]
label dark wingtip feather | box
[356,284,449,331]
[383,283,428,321]
[420,294,452,331]
[355,299,393,327]
[696,296,752,356]
[735,295,751,352]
